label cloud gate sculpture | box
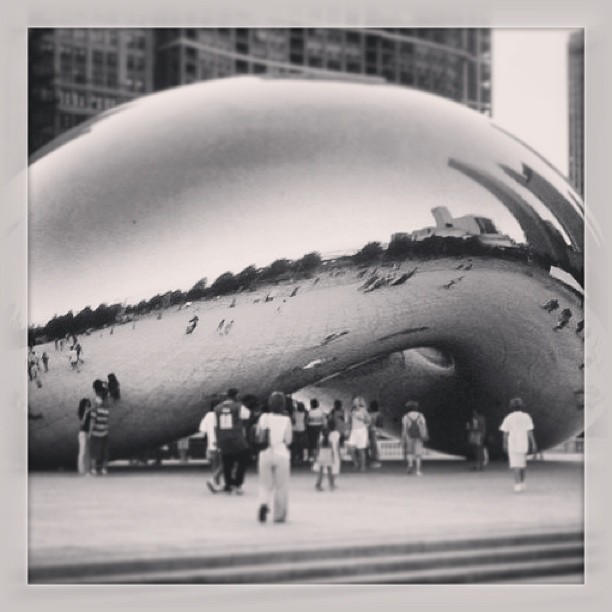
[28,77,584,468]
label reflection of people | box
[541,298,559,312]
[75,342,84,363]
[499,397,537,493]
[466,408,487,471]
[554,308,572,331]
[256,391,292,523]
[68,346,79,370]
[186,314,199,334]
[28,350,42,387]
[77,398,92,475]
[401,401,428,476]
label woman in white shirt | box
[256,391,293,523]
[347,396,371,471]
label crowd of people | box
[189,389,538,524]
[68,379,538,503]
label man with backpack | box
[401,400,429,476]
[214,388,251,494]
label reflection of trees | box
[353,242,384,265]
[30,234,551,344]
[385,234,534,263]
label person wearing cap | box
[214,388,251,494]
[401,400,429,476]
[256,391,293,523]
[499,397,538,493]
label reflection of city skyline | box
[29,28,492,156]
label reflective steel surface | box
[28,77,584,467]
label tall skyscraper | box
[29,28,492,156]
[568,30,584,196]
[28,28,155,156]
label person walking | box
[314,425,336,491]
[41,351,49,372]
[347,396,371,471]
[77,398,93,475]
[75,342,84,363]
[200,400,225,493]
[367,400,383,468]
[256,391,292,523]
[291,402,308,466]
[68,346,79,371]
[89,380,111,475]
[305,398,325,462]
[28,349,42,387]
[466,408,487,471]
[186,314,199,334]
[214,388,251,494]
[401,401,429,476]
[328,419,342,480]
[499,397,538,493]
[27,349,39,380]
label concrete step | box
[31,535,583,584]
[29,529,582,581]
[312,557,584,584]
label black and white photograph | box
[8,12,607,598]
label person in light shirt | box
[199,399,224,493]
[499,397,538,493]
[256,391,293,524]
[347,396,371,472]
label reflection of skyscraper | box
[29,28,491,155]
[568,30,584,196]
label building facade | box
[567,30,584,197]
[29,28,492,156]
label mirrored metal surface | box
[28,77,584,467]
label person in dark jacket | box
[77,398,93,474]
[107,373,121,401]
[214,388,251,494]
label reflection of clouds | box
[30,78,584,326]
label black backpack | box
[407,415,421,439]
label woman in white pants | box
[256,391,293,523]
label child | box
[315,426,336,491]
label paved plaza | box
[29,455,584,578]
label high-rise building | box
[28,28,155,156]
[29,28,492,156]
[568,30,584,196]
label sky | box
[492,28,573,176]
